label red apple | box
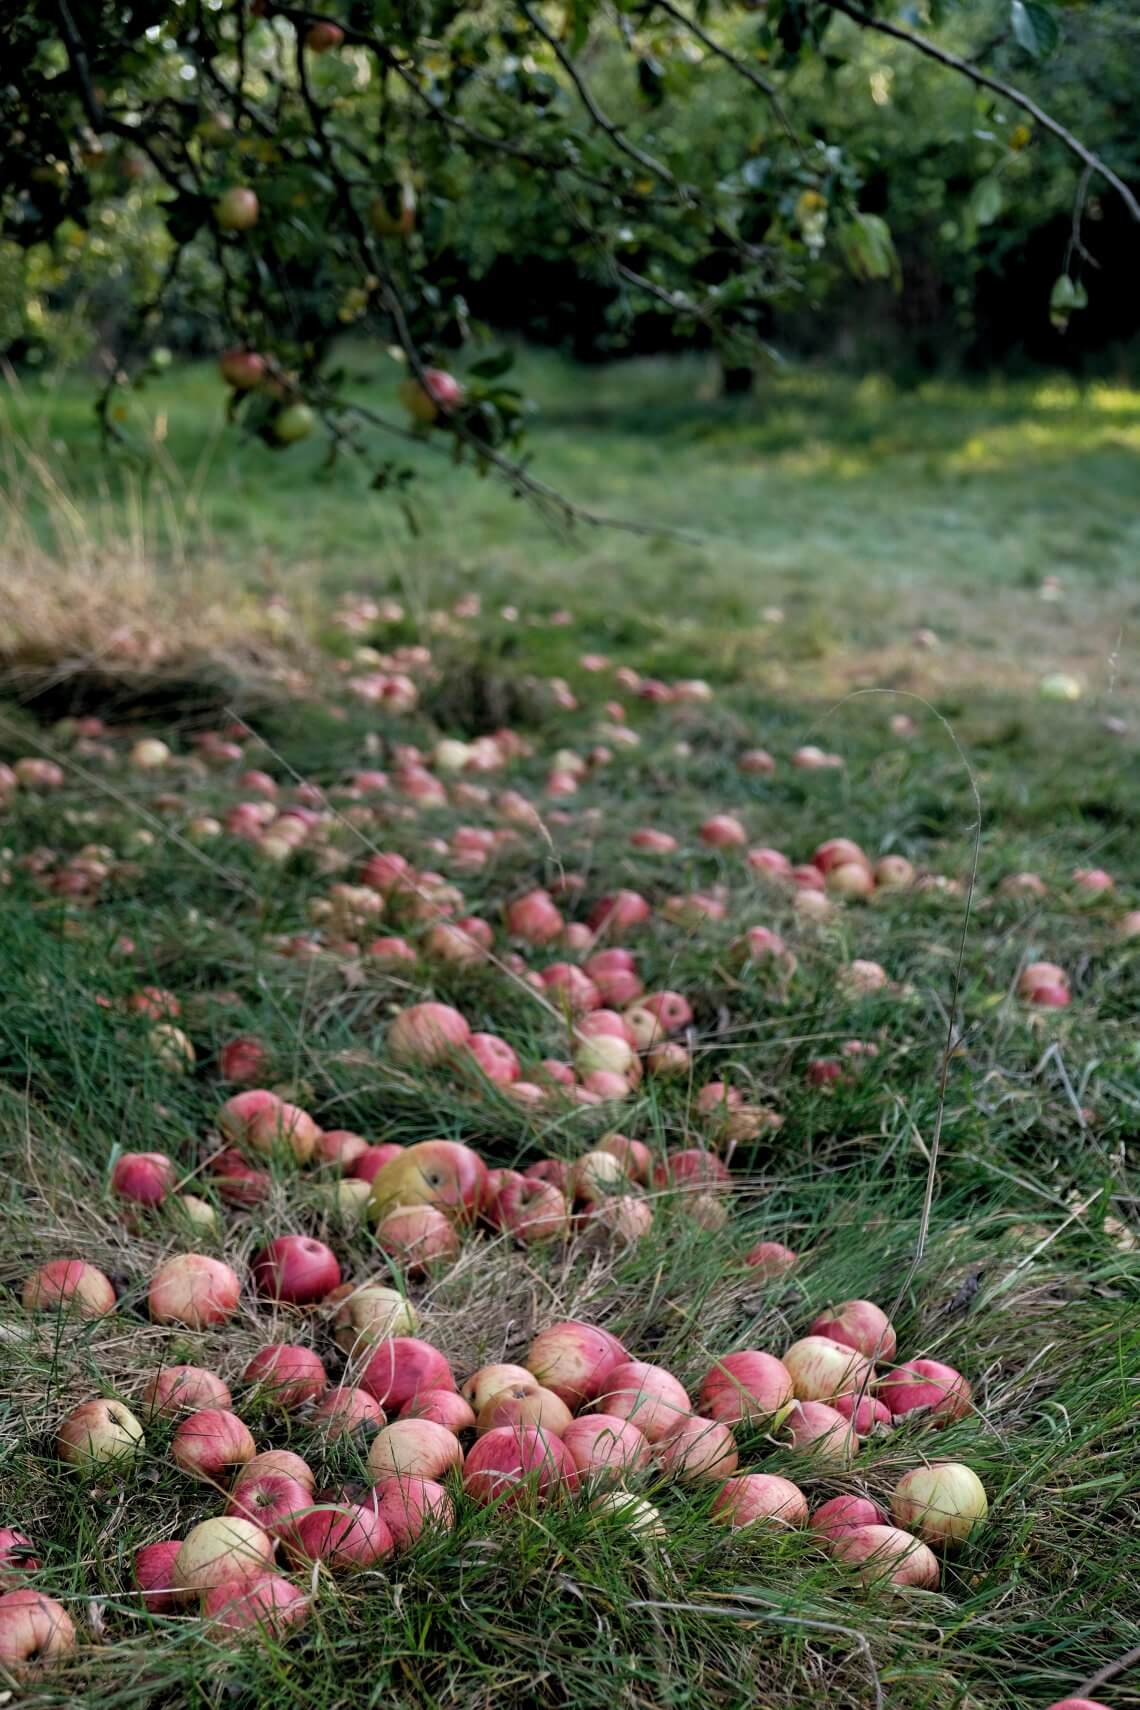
[238,1450,314,1492]
[373,1476,455,1549]
[782,1336,874,1402]
[460,1364,534,1412]
[252,1236,341,1305]
[305,20,344,50]
[245,1101,320,1165]
[809,1494,887,1540]
[506,889,563,944]
[653,1150,730,1190]
[315,1129,370,1170]
[0,1589,76,1675]
[349,1143,405,1182]
[593,1361,691,1444]
[467,1033,520,1085]
[22,1258,115,1318]
[697,1351,794,1426]
[656,1415,738,1484]
[217,1088,283,1145]
[287,1503,393,1572]
[832,1392,893,1434]
[744,1241,798,1278]
[375,1205,460,1273]
[388,1003,471,1065]
[810,1299,896,1362]
[587,890,651,935]
[202,1572,309,1635]
[243,1344,327,1408]
[225,1472,311,1538]
[0,1531,40,1586]
[56,1398,145,1468]
[215,186,259,230]
[712,1474,808,1528]
[781,1401,855,1464]
[561,1415,651,1484]
[208,1148,271,1207]
[174,1518,274,1598]
[219,350,266,391]
[493,1173,570,1243]
[525,1321,628,1408]
[463,1425,579,1508]
[134,1538,182,1612]
[313,1386,387,1439]
[367,1419,464,1481]
[831,1524,939,1588]
[368,1140,487,1224]
[877,1359,972,1423]
[111,1151,176,1206]
[475,1384,572,1438]
[360,1338,455,1412]
[400,1389,475,1433]
[332,1283,418,1352]
[171,1408,255,1482]
[142,1365,233,1417]
[700,814,747,848]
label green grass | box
[0,349,1137,1709]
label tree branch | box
[824,0,1140,225]
[649,0,806,163]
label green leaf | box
[838,212,901,287]
[468,349,515,381]
[969,177,1004,226]
[1010,1,1059,58]
[1049,275,1087,313]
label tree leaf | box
[969,177,1004,226]
[468,348,515,380]
[1010,1,1059,59]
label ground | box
[0,349,1137,1710]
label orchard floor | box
[0,350,1137,1710]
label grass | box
[0,348,1137,1709]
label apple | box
[226,1472,311,1538]
[697,1351,794,1426]
[360,1338,455,1412]
[366,1419,464,1482]
[890,1462,988,1546]
[561,1414,651,1484]
[629,829,676,854]
[656,1415,738,1484]
[0,1531,40,1586]
[463,1425,579,1508]
[347,1142,404,1184]
[0,1589,76,1675]
[587,890,651,935]
[305,20,344,50]
[202,1572,309,1635]
[460,1365,535,1412]
[744,1241,798,1277]
[642,989,695,1031]
[22,1258,115,1318]
[711,1474,808,1528]
[332,1284,419,1353]
[271,402,316,445]
[467,1034,520,1086]
[593,1361,691,1444]
[57,1399,144,1469]
[476,1384,572,1438]
[287,1503,393,1571]
[243,1100,321,1165]
[111,1151,176,1206]
[748,846,792,879]
[831,1524,939,1589]
[368,1139,487,1225]
[877,1359,972,1423]
[219,350,266,392]
[388,1003,471,1065]
[169,1193,219,1234]
[400,1389,475,1433]
[493,1173,570,1243]
[809,1494,887,1540]
[149,1252,240,1328]
[375,1205,460,1273]
[142,1365,233,1417]
[215,186,259,230]
[654,1150,730,1190]
[782,1336,874,1402]
[134,1538,182,1612]
[525,1321,628,1408]
[739,749,776,775]
[1043,1702,1115,1710]
[832,1392,893,1434]
[397,367,461,422]
[570,1150,629,1204]
[174,1518,274,1599]
[541,963,602,1012]
[813,838,869,876]
[591,1493,665,1535]
[217,1088,281,1144]
[809,1300,896,1362]
[506,889,563,944]
[700,814,747,848]
[596,1134,651,1182]
[252,1236,341,1304]
[311,1387,385,1441]
[585,957,644,1007]
[172,1408,255,1482]
[781,1401,855,1464]
[243,1344,327,1408]
[373,1476,455,1549]
[874,856,914,889]
[238,1450,314,1492]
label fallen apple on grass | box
[463,1425,579,1508]
[711,1473,808,1528]
[0,1589,77,1676]
[142,1365,233,1417]
[56,1399,145,1470]
[890,1462,988,1546]
[173,1518,274,1600]
[171,1408,256,1482]
[22,1258,116,1319]
[148,1253,240,1327]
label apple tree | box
[3,0,1136,517]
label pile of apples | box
[5,1271,1000,1677]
